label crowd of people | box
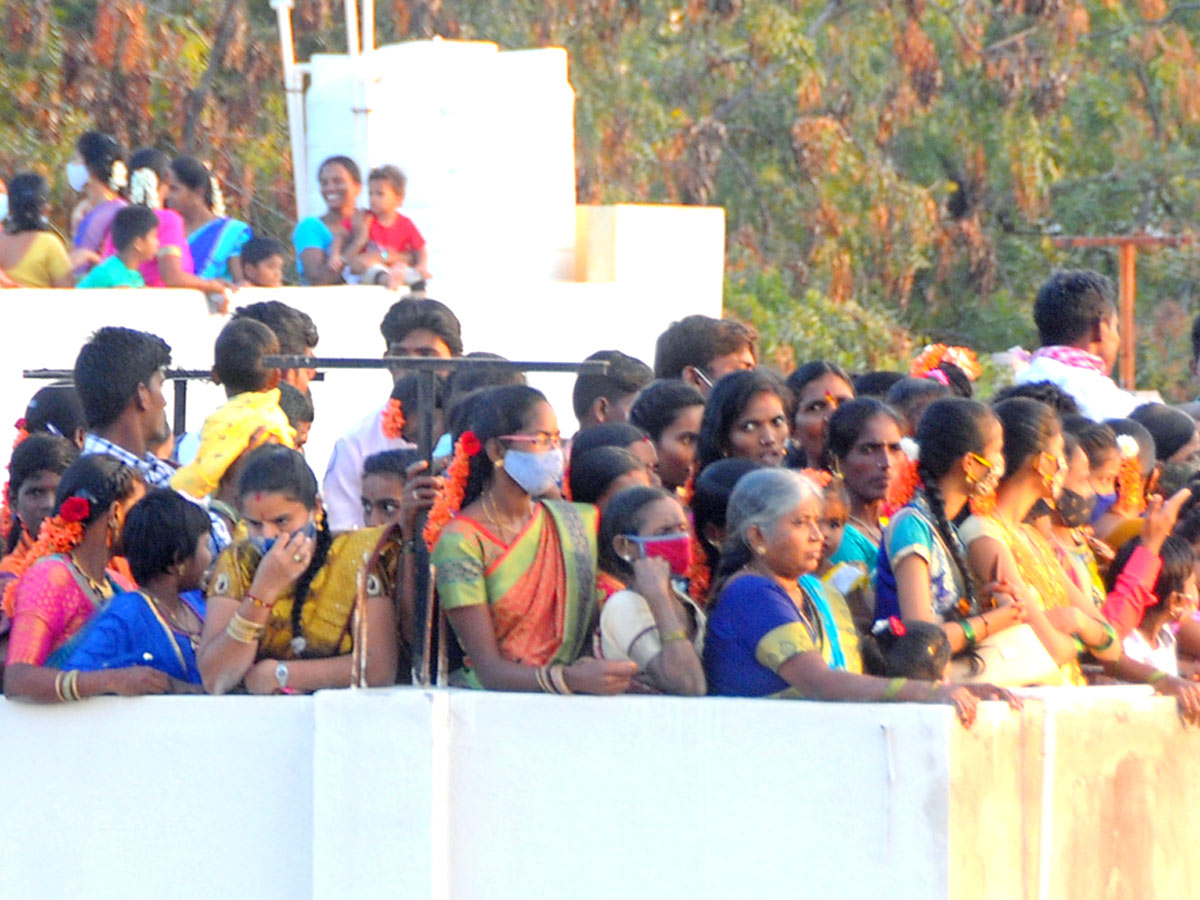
[0,134,426,292]
[3,144,1200,730]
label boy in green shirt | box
[78,205,160,288]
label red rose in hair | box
[888,616,906,637]
[460,431,482,457]
[59,496,91,524]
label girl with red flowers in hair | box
[3,455,165,703]
[428,385,637,694]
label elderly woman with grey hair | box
[701,468,1008,724]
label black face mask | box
[1025,498,1054,524]
[1055,488,1097,529]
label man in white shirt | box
[1015,270,1143,422]
[322,297,462,532]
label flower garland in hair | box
[423,431,481,551]
[109,159,128,191]
[0,418,31,543]
[129,168,160,208]
[686,538,710,606]
[886,455,920,510]
[798,468,832,489]
[381,398,406,440]
[1112,434,1146,517]
[0,496,90,617]
[206,163,227,218]
[910,344,983,382]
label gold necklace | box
[68,553,114,604]
[140,589,202,638]
[481,491,528,544]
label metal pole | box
[173,378,188,439]
[1118,241,1137,390]
[270,0,309,221]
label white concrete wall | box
[4,686,1195,900]
[1,203,723,481]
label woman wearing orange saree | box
[430,385,636,693]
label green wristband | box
[882,677,908,701]
[960,617,977,646]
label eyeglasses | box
[967,452,993,471]
[500,432,562,452]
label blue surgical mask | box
[250,517,316,557]
[67,162,89,193]
[502,447,564,497]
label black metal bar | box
[22,368,326,382]
[173,380,188,438]
[262,356,610,374]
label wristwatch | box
[274,661,290,693]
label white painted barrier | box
[2,204,723,480]
[3,686,1196,899]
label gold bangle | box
[549,663,573,696]
[54,670,66,703]
[63,669,82,702]
[659,628,688,644]
[979,613,990,640]
[226,611,265,644]
[882,677,908,701]
[1147,670,1168,684]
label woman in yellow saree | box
[430,385,636,694]
[198,445,401,694]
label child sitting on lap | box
[329,165,430,288]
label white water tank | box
[303,40,577,279]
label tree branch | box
[182,0,242,154]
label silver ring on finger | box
[293,552,305,563]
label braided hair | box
[913,397,996,615]
[236,445,332,653]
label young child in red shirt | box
[329,165,430,287]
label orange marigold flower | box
[381,399,406,440]
[423,433,474,551]
[1112,453,1146,517]
[1,513,86,617]
[910,344,983,382]
[887,456,920,509]
[686,532,711,606]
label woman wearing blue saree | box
[703,469,1010,724]
[63,490,211,688]
[169,156,253,283]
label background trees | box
[4,1,1200,395]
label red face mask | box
[626,532,693,576]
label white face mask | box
[0,194,8,223]
[66,162,89,193]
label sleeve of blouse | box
[884,510,936,569]
[43,234,72,284]
[156,210,192,270]
[432,522,488,610]
[599,590,661,668]
[718,576,815,673]
[1101,544,1163,637]
[292,217,331,255]
[5,561,76,666]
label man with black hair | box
[572,350,653,431]
[1015,269,1150,421]
[75,327,232,550]
[232,299,320,393]
[74,326,174,486]
[323,297,464,532]
[652,315,757,397]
